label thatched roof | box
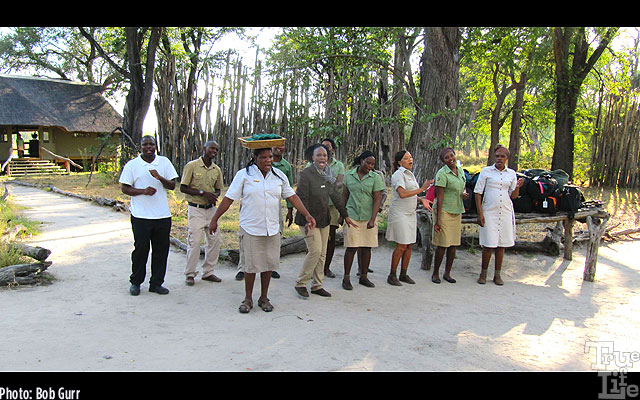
[0,74,122,133]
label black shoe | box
[311,288,332,297]
[129,284,140,296]
[235,271,244,280]
[443,276,457,284]
[295,286,309,298]
[149,285,169,295]
[359,277,375,288]
[342,279,353,291]
[324,269,336,278]
[271,271,280,279]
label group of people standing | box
[119,135,523,314]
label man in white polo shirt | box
[119,135,179,296]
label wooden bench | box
[416,204,610,282]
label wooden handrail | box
[40,148,83,170]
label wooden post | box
[416,209,434,270]
[563,218,574,260]
[584,216,609,282]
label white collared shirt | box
[119,155,179,219]
[474,164,517,211]
[390,166,420,215]
[225,164,296,236]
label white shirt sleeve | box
[474,168,487,194]
[225,169,246,201]
[281,176,296,199]
[119,160,134,186]
[507,169,517,195]
[163,157,179,181]
[391,169,406,191]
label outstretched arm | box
[208,196,234,234]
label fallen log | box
[0,261,52,286]
[1,224,28,243]
[608,227,640,237]
[8,243,51,261]
[170,230,357,265]
[459,234,562,256]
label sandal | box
[238,299,253,314]
[258,297,274,312]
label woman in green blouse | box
[341,150,385,290]
[431,147,468,284]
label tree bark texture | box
[408,27,461,183]
[121,27,163,165]
[508,74,526,172]
[551,27,617,180]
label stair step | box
[7,159,68,176]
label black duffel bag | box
[557,185,585,219]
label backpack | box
[465,169,480,191]
[557,185,585,219]
[522,168,569,187]
[463,169,480,214]
[512,193,534,213]
[525,174,560,200]
[463,186,476,214]
[533,196,558,214]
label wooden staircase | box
[6,159,68,176]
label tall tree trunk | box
[408,27,461,183]
[551,27,617,180]
[122,27,162,163]
[508,73,526,172]
[488,63,516,165]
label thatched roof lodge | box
[0,74,122,171]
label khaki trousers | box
[296,225,329,290]
[185,205,221,278]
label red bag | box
[426,184,435,202]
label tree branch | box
[77,27,128,77]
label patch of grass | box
[0,195,41,268]
[0,242,31,267]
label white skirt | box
[479,209,516,248]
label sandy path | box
[2,182,639,372]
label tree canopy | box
[1,26,637,187]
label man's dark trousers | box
[130,216,172,287]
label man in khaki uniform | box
[180,141,224,286]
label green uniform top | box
[434,164,466,214]
[343,167,385,221]
[273,157,294,209]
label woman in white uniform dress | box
[385,150,432,286]
[473,145,524,285]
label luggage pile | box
[462,168,586,219]
[515,169,585,218]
